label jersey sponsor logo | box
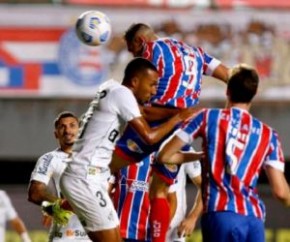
[53,231,63,238]
[129,180,149,192]
[88,166,101,175]
[126,139,143,153]
[74,230,88,237]
[37,154,53,175]
[61,229,88,238]
[65,229,74,237]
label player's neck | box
[60,146,73,154]
[228,102,251,111]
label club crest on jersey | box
[58,28,109,86]
[126,139,143,153]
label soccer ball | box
[75,10,112,46]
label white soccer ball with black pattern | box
[75,10,112,46]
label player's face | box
[55,117,79,148]
[134,69,158,104]
[126,37,144,57]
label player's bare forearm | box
[28,181,58,205]
[265,165,290,207]
[129,108,195,145]
[157,135,204,164]
[161,151,204,165]
[140,105,180,122]
[212,63,230,84]
[167,191,177,221]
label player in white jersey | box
[0,190,32,242]
[60,57,197,242]
[166,161,202,242]
[28,111,92,242]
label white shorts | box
[60,164,119,233]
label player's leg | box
[110,150,134,174]
[166,190,187,242]
[60,169,122,242]
[149,163,179,242]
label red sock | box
[149,197,170,242]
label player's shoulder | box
[99,79,129,96]
[156,36,177,42]
[37,149,68,163]
[99,79,121,91]
[252,115,276,134]
[205,108,226,118]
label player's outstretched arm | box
[28,180,59,205]
[128,107,197,145]
[157,135,204,165]
[212,63,230,84]
[140,105,188,122]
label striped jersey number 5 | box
[184,55,196,90]
[226,137,244,174]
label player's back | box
[72,80,128,168]
[201,107,282,218]
[144,37,219,108]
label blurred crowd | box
[106,19,290,95]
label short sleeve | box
[263,130,285,172]
[198,47,222,76]
[176,128,193,144]
[176,110,206,143]
[111,86,141,122]
[30,153,55,185]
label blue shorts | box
[151,163,180,185]
[201,211,265,242]
[115,120,190,184]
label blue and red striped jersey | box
[176,107,285,220]
[142,37,221,108]
[113,156,152,241]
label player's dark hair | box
[54,111,79,128]
[122,57,157,85]
[124,23,151,44]
[228,66,259,103]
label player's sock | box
[149,197,170,242]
